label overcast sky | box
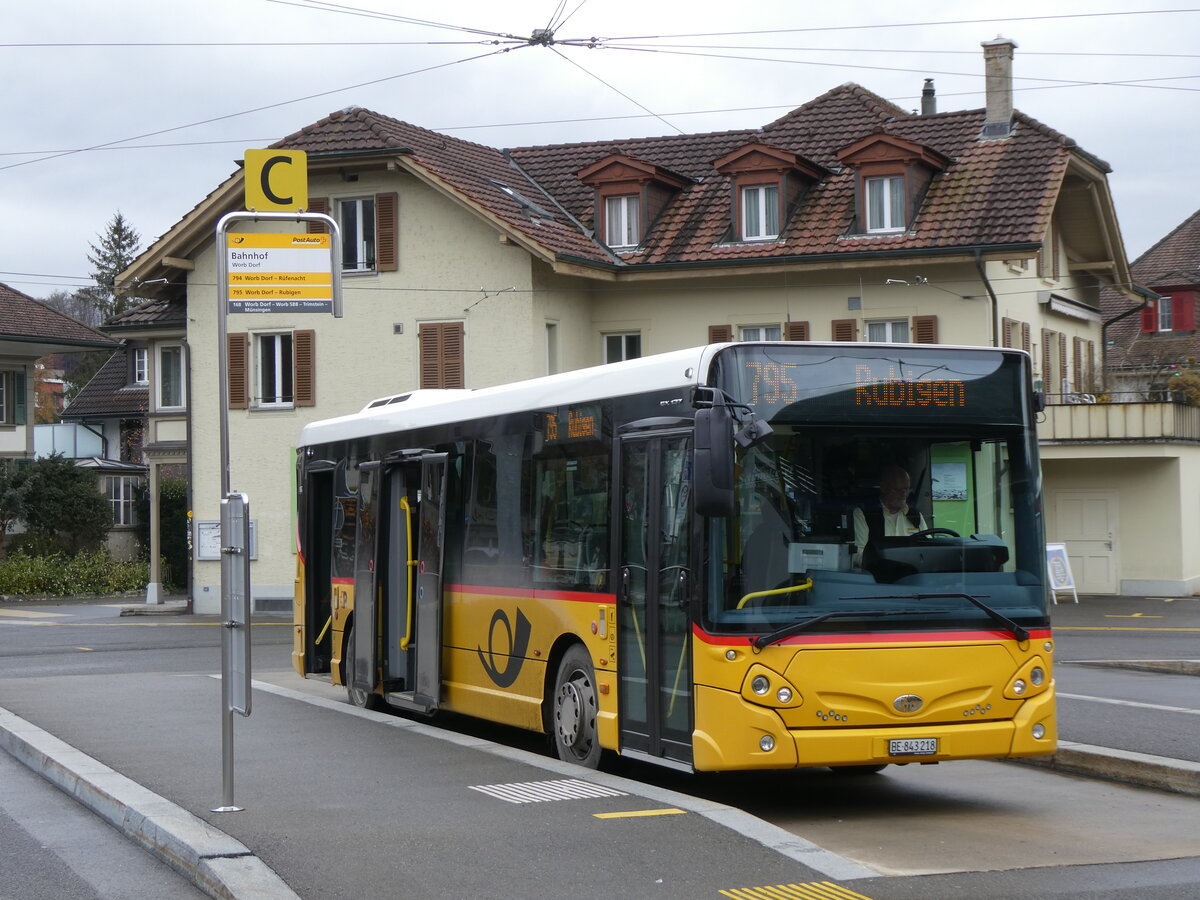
[4,1,1199,303]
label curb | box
[1069,659,1200,677]
[1012,740,1200,798]
[119,601,190,617]
[0,705,298,900]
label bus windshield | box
[702,345,1047,637]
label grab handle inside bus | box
[399,496,417,651]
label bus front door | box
[384,453,448,714]
[617,432,694,769]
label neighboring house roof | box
[1103,208,1200,367]
[60,349,148,420]
[122,81,1116,291]
[105,296,187,333]
[0,282,118,354]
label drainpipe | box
[182,337,194,613]
[973,250,1000,347]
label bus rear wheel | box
[552,645,601,768]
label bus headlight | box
[741,664,801,708]
[752,675,770,695]
[1012,679,1027,695]
[1030,667,1046,687]
[776,687,793,704]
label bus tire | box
[551,644,601,768]
[345,624,383,711]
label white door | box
[1052,490,1119,594]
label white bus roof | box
[297,342,1024,448]
[298,345,720,448]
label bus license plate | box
[889,738,938,757]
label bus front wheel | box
[552,645,601,768]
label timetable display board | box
[226,232,333,313]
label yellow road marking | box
[593,808,687,819]
[1105,612,1162,619]
[0,609,69,619]
[76,647,93,652]
[720,883,875,899]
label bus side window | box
[531,445,609,590]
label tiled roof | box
[106,296,186,331]
[0,283,117,347]
[267,84,1081,270]
[60,349,148,420]
[1128,208,1200,288]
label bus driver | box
[853,463,927,567]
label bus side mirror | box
[694,406,735,517]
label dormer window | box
[578,154,690,252]
[714,143,825,244]
[865,175,906,232]
[837,133,949,237]
[604,194,640,248]
[741,183,780,240]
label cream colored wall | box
[188,169,551,612]
[0,359,30,457]
[1040,443,1200,594]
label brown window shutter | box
[228,333,249,409]
[708,324,733,343]
[831,319,856,342]
[1058,332,1068,391]
[293,329,316,407]
[419,322,466,389]
[1021,322,1031,353]
[1072,336,1083,391]
[307,197,329,234]
[1001,317,1015,348]
[1040,329,1052,390]
[783,321,810,341]
[913,314,939,344]
[1087,340,1096,390]
[375,192,398,272]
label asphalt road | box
[0,594,1197,899]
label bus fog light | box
[1043,641,1053,653]
[776,687,793,704]
[1012,679,1027,695]
[751,675,770,695]
[1030,667,1045,686]
[759,735,775,752]
[1032,723,1046,740]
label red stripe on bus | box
[693,624,1052,646]
[331,577,354,585]
[448,583,616,604]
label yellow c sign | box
[244,149,308,212]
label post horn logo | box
[893,694,924,713]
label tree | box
[40,289,103,327]
[15,454,112,552]
[80,211,142,321]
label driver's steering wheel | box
[911,527,960,538]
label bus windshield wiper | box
[753,608,944,649]
[844,593,1030,643]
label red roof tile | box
[0,283,117,348]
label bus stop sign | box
[244,149,307,212]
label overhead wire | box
[547,46,685,135]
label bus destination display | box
[543,403,602,444]
[719,346,1024,425]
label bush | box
[0,548,149,596]
[15,454,111,552]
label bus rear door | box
[383,452,448,714]
[616,430,694,770]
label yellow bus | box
[293,342,1055,772]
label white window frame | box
[739,325,782,342]
[604,332,641,363]
[339,197,376,273]
[740,184,780,240]
[604,194,640,248]
[865,175,906,233]
[1157,297,1174,332]
[132,347,148,384]
[866,319,909,342]
[106,475,139,527]
[157,344,185,410]
[256,332,294,408]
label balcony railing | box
[1038,394,1200,443]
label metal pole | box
[211,211,339,814]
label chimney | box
[981,36,1017,139]
[921,78,937,115]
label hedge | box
[0,549,149,596]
